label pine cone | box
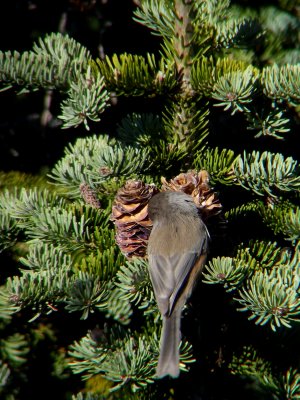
[80,183,101,209]
[161,170,222,220]
[111,180,158,258]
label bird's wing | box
[148,251,199,317]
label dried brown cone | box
[111,180,159,258]
[80,183,101,209]
[161,170,223,221]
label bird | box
[147,191,209,378]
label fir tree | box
[0,0,300,399]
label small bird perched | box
[147,191,209,378]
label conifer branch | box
[203,256,249,291]
[162,98,209,152]
[0,188,67,224]
[282,368,300,399]
[104,287,132,325]
[224,200,263,220]
[0,286,21,320]
[212,66,259,114]
[133,0,175,38]
[193,146,237,185]
[69,327,157,390]
[116,259,156,313]
[262,64,300,106]
[69,325,194,390]
[0,1,299,397]
[65,271,110,320]
[234,151,300,197]
[72,393,102,400]
[59,66,109,130]
[0,33,109,129]
[230,347,300,398]
[0,33,91,92]
[2,239,128,322]
[234,242,300,331]
[0,333,29,368]
[191,56,252,96]
[0,210,19,253]
[216,18,262,49]
[226,199,300,242]
[0,361,10,392]
[203,240,283,292]
[20,242,72,272]
[245,107,290,139]
[204,241,300,330]
[261,200,300,241]
[4,245,73,320]
[173,0,194,92]
[229,346,280,395]
[49,134,151,198]
[95,53,177,96]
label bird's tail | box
[156,311,181,378]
